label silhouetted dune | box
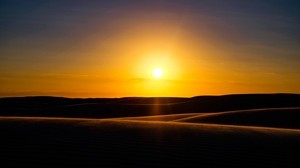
[185,93,300,112]
[1,117,299,167]
[1,93,300,119]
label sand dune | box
[1,94,300,167]
[111,113,203,121]
[1,94,300,119]
[1,117,300,167]
[173,107,300,129]
[106,107,300,129]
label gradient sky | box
[1,0,299,97]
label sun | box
[152,68,163,78]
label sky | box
[0,0,299,97]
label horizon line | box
[0,92,299,99]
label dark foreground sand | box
[1,116,300,167]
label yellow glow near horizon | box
[1,7,300,98]
[152,68,163,78]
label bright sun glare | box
[152,68,163,78]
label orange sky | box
[1,1,299,97]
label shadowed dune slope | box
[113,113,203,121]
[174,107,300,129]
[0,117,300,167]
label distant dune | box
[1,94,300,167]
[1,93,300,118]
